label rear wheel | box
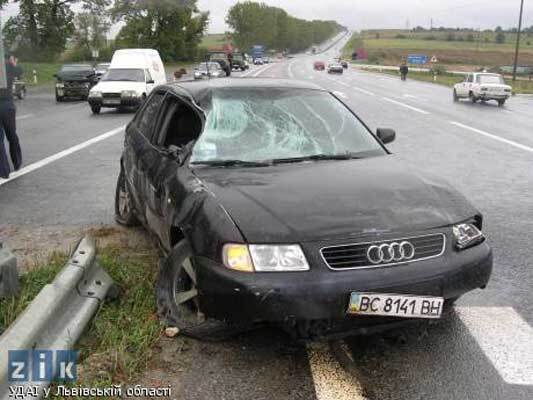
[114,167,139,226]
[156,240,250,341]
[469,92,477,103]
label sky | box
[1,0,531,34]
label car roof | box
[162,78,326,103]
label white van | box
[88,49,166,114]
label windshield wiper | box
[191,159,272,168]
[272,153,358,164]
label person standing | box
[399,62,409,81]
[0,53,23,179]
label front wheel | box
[498,99,506,107]
[156,240,251,341]
[55,93,64,102]
[114,167,139,226]
[17,88,26,100]
[453,89,459,102]
[91,105,101,114]
[469,93,478,103]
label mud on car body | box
[115,78,492,340]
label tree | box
[495,31,506,44]
[1,0,107,61]
[113,0,209,61]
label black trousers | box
[0,101,22,179]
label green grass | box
[0,243,162,397]
[376,69,533,94]
[19,62,62,87]
[200,33,229,49]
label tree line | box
[226,1,345,53]
[1,0,208,62]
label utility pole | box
[512,0,525,81]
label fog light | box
[222,244,253,272]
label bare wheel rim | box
[118,182,130,217]
[172,256,204,324]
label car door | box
[144,92,205,248]
[457,75,468,96]
[127,90,167,224]
[145,69,155,94]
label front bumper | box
[88,96,142,108]
[195,239,492,324]
[57,86,90,98]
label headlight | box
[56,83,64,88]
[121,90,138,98]
[481,87,488,91]
[453,223,485,250]
[504,88,511,92]
[89,91,102,97]
[223,244,310,272]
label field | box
[200,33,229,49]
[19,62,63,86]
[344,29,533,69]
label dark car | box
[54,64,97,102]
[231,53,248,71]
[208,52,232,77]
[115,78,492,340]
[95,63,111,80]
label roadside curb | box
[0,242,18,298]
[0,236,114,400]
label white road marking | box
[457,307,533,386]
[403,94,417,99]
[450,121,533,153]
[0,125,125,187]
[251,63,276,77]
[16,114,34,121]
[351,86,375,96]
[288,59,297,79]
[307,343,366,400]
[333,91,347,99]
[382,97,430,114]
[241,64,270,77]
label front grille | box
[64,81,87,88]
[321,233,445,270]
[103,93,121,98]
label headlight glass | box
[121,90,138,98]
[89,91,102,97]
[223,244,310,272]
[453,223,485,250]
[56,83,64,88]
[249,245,309,272]
[222,244,254,272]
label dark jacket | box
[0,62,23,102]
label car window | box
[136,92,165,140]
[477,74,504,84]
[156,97,202,149]
[467,74,473,83]
[191,88,386,163]
[145,69,152,82]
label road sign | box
[91,49,99,59]
[407,54,428,65]
[430,55,439,63]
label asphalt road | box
[1,32,532,400]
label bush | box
[423,35,436,41]
[431,65,447,75]
[466,33,475,42]
[495,32,506,44]
[395,34,407,39]
[446,33,455,41]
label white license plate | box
[104,99,121,105]
[347,292,444,319]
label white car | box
[194,62,224,79]
[453,73,512,106]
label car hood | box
[56,71,94,82]
[193,156,478,243]
[91,81,146,93]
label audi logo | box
[366,241,416,265]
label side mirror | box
[376,128,396,144]
[147,79,155,84]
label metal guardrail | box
[0,236,114,400]
[0,242,18,298]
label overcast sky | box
[1,0,531,34]
[198,0,532,33]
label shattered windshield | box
[190,88,385,164]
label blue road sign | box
[407,54,428,65]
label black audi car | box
[115,78,492,339]
[54,64,97,101]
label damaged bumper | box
[88,97,143,108]
[195,241,492,324]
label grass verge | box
[0,241,162,398]
[19,62,62,87]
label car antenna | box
[205,55,210,81]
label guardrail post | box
[0,242,18,298]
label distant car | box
[208,52,232,77]
[327,63,344,74]
[194,62,224,79]
[453,73,512,106]
[263,57,270,64]
[13,79,26,100]
[54,64,97,102]
[341,61,348,69]
[95,63,111,80]
[314,61,325,71]
[253,57,264,65]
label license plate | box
[104,99,121,105]
[347,292,444,319]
